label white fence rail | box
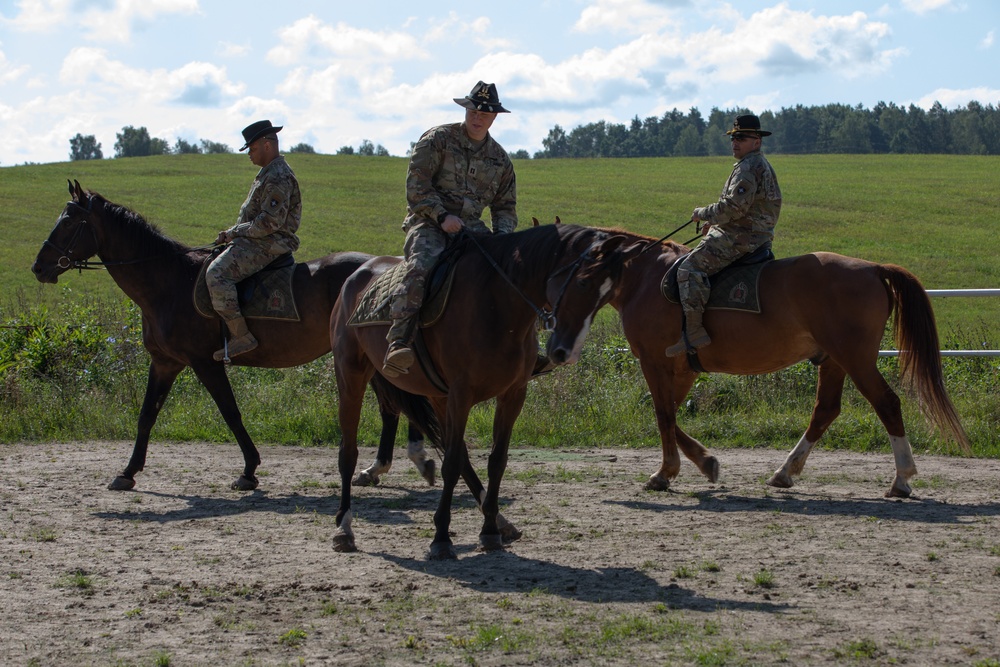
[879,288,1000,358]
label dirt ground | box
[2,440,999,666]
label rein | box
[463,229,599,333]
[639,219,694,255]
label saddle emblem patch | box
[267,290,286,312]
[728,281,749,305]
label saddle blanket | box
[194,262,300,322]
[348,259,454,328]
[661,261,768,314]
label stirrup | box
[213,333,258,363]
[382,343,415,378]
[665,331,711,357]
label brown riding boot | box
[665,308,711,357]
[213,315,258,362]
[382,316,416,378]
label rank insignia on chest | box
[469,166,477,177]
[269,198,279,208]
[737,186,746,195]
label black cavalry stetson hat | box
[239,119,283,151]
[726,114,771,137]
[454,81,510,114]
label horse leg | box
[333,365,370,553]
[768,359,847,489]
[191,364,262,491]
[109,360,183,490]
[845,364,916,498]
[478,385,527,552]
[638,360,684,491]
[674,426,720,483]
[428,404,472,561]
[406,422,436,486]
[353,410,400,487]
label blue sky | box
[0,0,996,165]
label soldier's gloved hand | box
[440,214,464,234]
[214,230,230,244]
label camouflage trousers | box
[388,220,490,320]
[677,226,771,312]
[206,239,280,320]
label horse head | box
[544,227,644,366]
[32,180,101,283]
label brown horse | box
[604,228,969,498]
[331,224,641,559]
[31,180,426,491]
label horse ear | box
[532,217,540,227]
[70,179,85,203]
[591,234,627,259]
[67,179,74,199]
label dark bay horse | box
[31,180,426,491]
[602,228,969,498]
[331,224,641,559]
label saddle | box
[347,243,462,329]
[348,239,469,392]
[194,251,300,322]
[661,244,775,314]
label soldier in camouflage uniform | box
[382,81,517,377]
[665,114,782,357]
[206,120,301,362]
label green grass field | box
[2,153,998,454]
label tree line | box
[532,101,1000,158]
[69,101,999,162]
[69,126,392,161]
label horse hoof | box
[231,475,258,491]
[333,532,357,553]
[421,460,436,486]
[704,456,720,483]
[427,542,457,560]
[766,472,793,489]
[353,470,379,487]
[108,476,135,491]
[885,484,911,499]
[479,534,505,552]
[500,522,522,544]
[644,475,669,492]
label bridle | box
[465,229,608,333]
[42,199,103,271]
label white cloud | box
[981,30,995,50]
[267,15,427,67]
[900,0,955,15]
[2,0,200,40]
[916,87,1000,109]
[574,0,685,34]
[0,0,72,32]
[58,47,243,106]
[0,48,30,84]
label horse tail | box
[878,264,970,452]
[368,373,443,450]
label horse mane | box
[89,190,192,258]
[471,223,591,279]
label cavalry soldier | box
[666,113,782,356]
[207,120,301,362]
[382,81,518,377]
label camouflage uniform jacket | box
[402,122,517,234]
[694,149,781,242]
[227,155,301,254]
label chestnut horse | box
[32,180,426,491]
[331,224,640,559]
[605,228,968,498]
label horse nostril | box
[550,348,568,364]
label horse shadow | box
[91,485,509,526]
[611,488,1000,524]
[374,549,791,613]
